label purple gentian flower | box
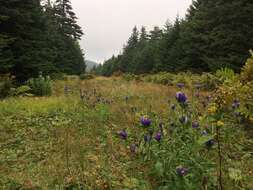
[176,166,189,176]
[154,132,162,142]
[176,92,187,104]
[205,139,215,148]
[144,134,152,143]
[177,83,185,89]
[118,130,128,140]
[192,121,199,129]
[141,116,151,127]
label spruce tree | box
[54,0,83,40]
[0,13,14,73]
[0,0,56,81]
[53,0,85,74]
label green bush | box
[241,50,253,82]
[50,72,65,80]
[79,73,95,80]
[27,73,52,96]
[14,85,31,96]
[172,72,193,87]
[200,73,220,90]
[122,73,139,81]
[215,67,238,83]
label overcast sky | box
[71,0,192,63]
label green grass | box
[0,77,252,189]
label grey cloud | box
[71,0,192,63]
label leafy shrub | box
[241,50,253,82]
[14,85,31,96]
[27,73,52,96]
[200,73,220,90]
[172,72,193,87]
[143,72,174,85]
[215,79,253,123]
[112,70,123,77]
[122,73,140,81]
[79,73,95,80]
[50,72,65,80]
[215,67,238,83]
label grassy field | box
[0,77,252,189]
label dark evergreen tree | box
[160,16,182,72]
[54,0,83,40]
[0,0,56,81]
[0,0,85,81]
[179,0,253,72]
[149,26,163,72]
[0,14,14,73]
[118,26,139,72]
[48,0,85,74]
[95,0,253,75]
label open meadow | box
[0,74,253,190]
[1,0,253,189]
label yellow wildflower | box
[217,120,224,127]
[208,104,217,114]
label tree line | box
[93,0,253,76]
[0,0,85,82]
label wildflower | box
[144,134,152,143]
[232,99,240,109]
[154,132,162,142]
[130,143,137,153]
[141,116,151,127]
[118,130,127,140]
[179,116,188,124]
[176,166,189,176]
[177,83,185,89]
[208,104,217,114]
[176,92,187,104]
[217,120,224,127]
[192,121,199,129]
[205,139,215,148]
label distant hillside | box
[85,60,98,72]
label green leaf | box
[228,168,242,181]
[154,161,164,177]
[197,135,214,146]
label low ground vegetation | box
[0,54,253,189]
